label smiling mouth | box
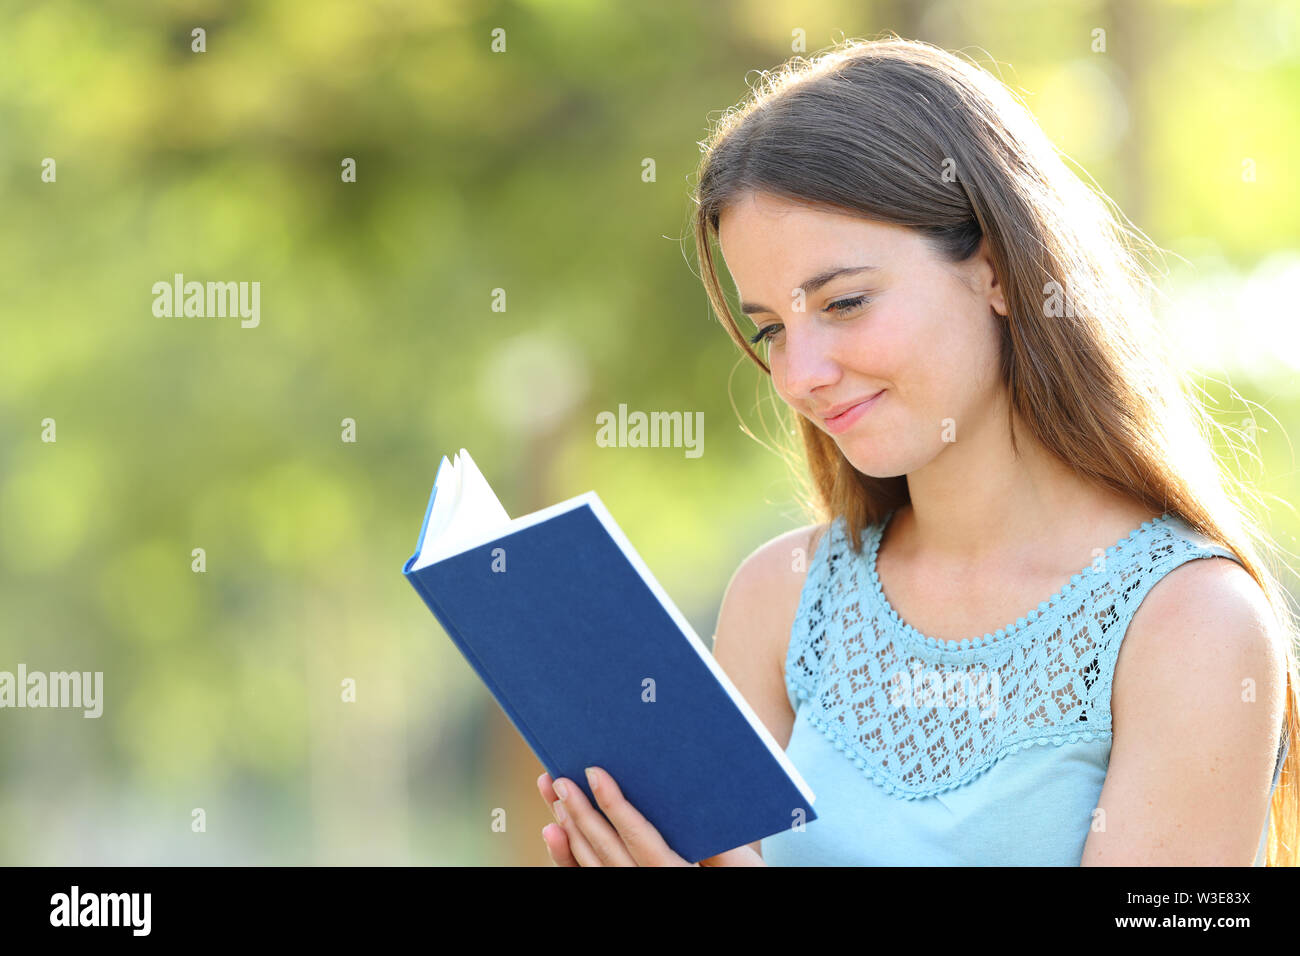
[819,390,885,432]
[822,390,884,421]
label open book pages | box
[412,449,512,570]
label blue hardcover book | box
[402,448,817,863]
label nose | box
[777,321,841,404]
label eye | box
[826,294,870,314]
[747,295,871,347]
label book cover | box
[402,449,816,863]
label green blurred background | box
[0,0,1296,864]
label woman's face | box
[716,190,1009,479]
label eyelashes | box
[747,294,871,346]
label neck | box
[896,404,1129,568]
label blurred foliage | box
[0,0,1297,863]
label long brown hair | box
[691,35,1298,865]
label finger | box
[553,776,636,867]
[542,773,606,867]
[541,823,579,867]
[585,766,690,867]
[537,772,559,805]
[539,774,589,866]
[700,845,766,866]
[555,799,604,867]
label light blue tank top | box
[761,509,1290,866]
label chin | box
[837,443,912,480]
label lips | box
[819,390,884,422]
[817,390,886,435]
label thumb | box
[699,845,766,867]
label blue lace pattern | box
[784,510,1245,800]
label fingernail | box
[552,799,567,823]
[554,779,568,801]
[585,767,599,792]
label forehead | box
[716,192,913,275]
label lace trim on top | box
[785,510,1238,800]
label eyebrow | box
[739,265,880,316]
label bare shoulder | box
[1119,554,1288,691]
[727,522,830,591]
[717,522,830,653]
[712,522,830,744]
[1086,555,1289,863]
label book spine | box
[404,568,563,778]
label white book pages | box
[413,448,512,570]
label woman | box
[537,36,1297,866]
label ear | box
[977,236,1009,317]
[990,279,1008,318]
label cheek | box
[867,302,969,408]
[844,305,911,391]
[910,310,1001,414]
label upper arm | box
[712,522,828,857]
[1082,556,1289,866]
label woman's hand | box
[536,767,766,866]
